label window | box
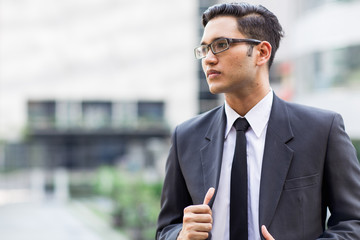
[137,101,164,123]
[82,101,112,129]
[28,101,56,129]
[295,44,360,91]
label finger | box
[184,204,212,215]
[261,225,275,240]
[203,187,215,205]
[183,213,212,224]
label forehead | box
[201,16,245,44]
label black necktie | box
[230,117,250,240]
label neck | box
[225,81,271,116]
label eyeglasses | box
[194,38,261,59]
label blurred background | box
[0,0,359,239]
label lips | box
[206,69,221,78]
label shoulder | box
[282,98,340,123]
[270,94,344,138]
[175,105,224,136]
[279,99,345,136]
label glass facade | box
[21,99,170,169]
[82,101,112,129]
[295,44,360,91]
[27,101,56,129]
[197,0,220,113]
[137,101,164,122]
[27,100,166,131]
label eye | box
[212,39,228,52]
[201,46,209,55]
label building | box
[0,0,199,141]
[1,0,359,170]
[0,0,199,170]
[287,0,360,141]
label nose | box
[203,49,218,65]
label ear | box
[256,41,272,67]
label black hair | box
[202,2,284,68]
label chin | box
[208,84,226,95]
[209,88,223,95]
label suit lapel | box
[200,106,226,207]
[259,94,294,229]
[198,96,294,227]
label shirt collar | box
[224,90,273,139]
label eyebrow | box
[200,36,226,46]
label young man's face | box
[201,16,258,96]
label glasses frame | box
[194,37,262,59]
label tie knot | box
[233,118,250,132]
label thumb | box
[203,187,215,205]
[261,225,274,240]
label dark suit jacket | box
[156,94,360,240]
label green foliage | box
[93,166,162,240]
[352,139,360,163]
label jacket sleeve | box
[318,113,360,239]
[156,127,193,240]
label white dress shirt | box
[211,91,273,240]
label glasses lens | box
[195,45,208,59]
[211,39,229,54]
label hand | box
[261,225,275,240]
[177,187,215,240]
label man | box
[156,2,360,240]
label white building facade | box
[0,0,199,141]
